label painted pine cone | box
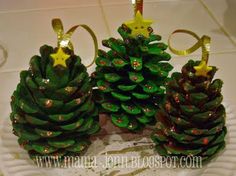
[93,25,173,131]
[151,60,227,162]
[10,45,100,162]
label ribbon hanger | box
[168,29,213,77]
[168,29,211,64]
[52,18,98,68]
[133,0,143,15]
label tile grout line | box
[198,0,236,48]
[98,0,112,37]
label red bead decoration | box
[203,138,209,145]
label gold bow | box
[52,18,98,68]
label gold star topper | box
[124,11,153,38]
[51,18,98,68]
[50,47,70,68]
[194,60,212,77]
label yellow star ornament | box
[50,47,70,68]
[194,60,213,77]
[124,11,153,38]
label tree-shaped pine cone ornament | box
[10,19,100,164]
[151,30,227,163]
[92,11,173,131]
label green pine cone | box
[151,60,227,163]
[10,45,100,164]
[93,25,173,131]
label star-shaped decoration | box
[194,60,213,77]
[50,47,70,68]
[124,11,153,38]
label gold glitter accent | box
[76,121,82,127]
[128,106,133,110]
[44,148,49,153]
[106,104,112,108]
[132,60,140,68]
[143,108,150,112]
[128,123,133,128]
[145,84,152,89]
[170,126,175,132]
[165,102,171,112]
[14,114,20,121]
[132,76,138,81]
[39,86,46,91]
[80,145,85,151]
[98,86,106,91]
[117,118,123,123]
[164,129,168,135]
[45,99,53,108]
[174,93,180,103]
[65,86,74,94]
[156,123,161,129]
[20,102,24,109]
[115,60,124,64]
[47,131,53,136]
[42,79,50,84]
[75,98,81,105]
[59,115,64,121]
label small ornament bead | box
[117,118,123,123]
[203,138,209,145]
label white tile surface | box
[202,0,236,46]
[102,0,236,55]
[0,6,109,73]
[0,0,99,12]
[0,71,19,104]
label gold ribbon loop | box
[52,18,98,68]
[168,29,211,64]
[0,44,7,68]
